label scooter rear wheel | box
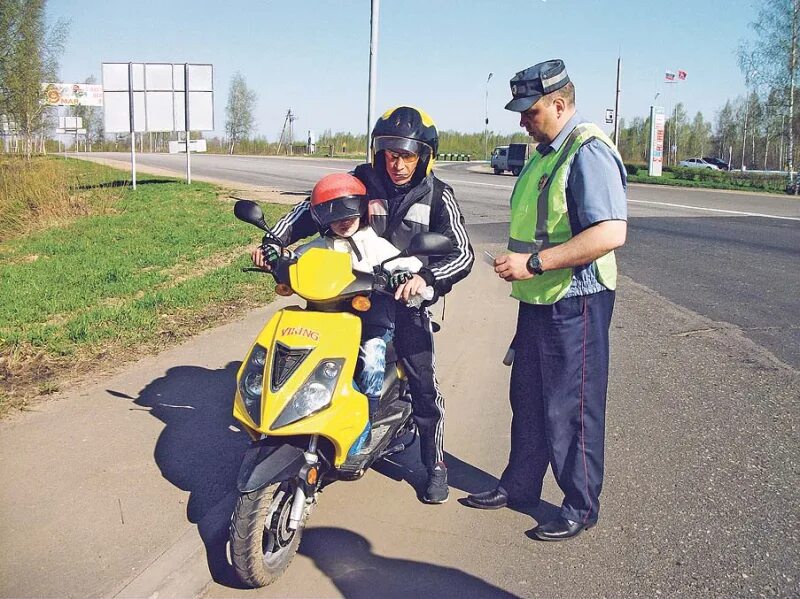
[229,480,307,588]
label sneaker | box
[422,462,449,504]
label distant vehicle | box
[491,143,533,176]
[490,146,509,174]
[678,158,720,170]
[702,156,731,170]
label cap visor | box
[505,95,540,112]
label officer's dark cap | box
[505,59,570,112]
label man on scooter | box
[261,106,474,504]
[253,172,425,451]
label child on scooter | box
[253,173,423,450]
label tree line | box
[617,90,795,171]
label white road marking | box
[627,199,800,222]
[446,177,799,221]
[446,178,515,189]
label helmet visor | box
[373,136,431,157]
[311,195,364,227]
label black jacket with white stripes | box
[272,164,474,300]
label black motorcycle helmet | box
[371,106,438,184]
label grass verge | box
[628,168,789,194]
[0,156,289,415]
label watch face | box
[527,254,543,274]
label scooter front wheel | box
[229,480,308,588]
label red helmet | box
[310,173,368,228]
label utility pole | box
[788,0,797,192]
[366,0,380,163]
[613,57,622,147]
[288,111,297,155]
[484,72,492,161]
[276,109,295,155]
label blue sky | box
[49,0,758,140]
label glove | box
[260,244,282,266]
[388,269,414,290]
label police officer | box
[263,106,474,504]
[464,60,627,541]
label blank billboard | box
[102,62,214,133]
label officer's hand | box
[495,253,534,282]
[388,269,414,291]
[395,274,427,302]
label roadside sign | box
[101,63,214,133]
[605,108,614,124]
[42,83,103,106]
[648,105,665,177]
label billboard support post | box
[184,63,191,184]
[128,63,137,190]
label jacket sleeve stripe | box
[430,188,473,280]
[273,199,311,238]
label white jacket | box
[296,227,423,275]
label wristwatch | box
[526,252,544,275]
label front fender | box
[236,440,306,493]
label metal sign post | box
[128,63,137,189]
[184,64,191,184]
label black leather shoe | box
[531,517,594,541]
[463,487,509,510]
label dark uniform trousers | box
[500,289,615,524]
[394,303,444,470]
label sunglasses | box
[384,149,420,165]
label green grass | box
[628,168,789,194]
[0,157,289,411]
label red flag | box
[677,70,687,80]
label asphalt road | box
[2,152,793,598]
[90,152,800,367]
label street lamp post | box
[484,72,493,161]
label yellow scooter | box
[229,200,451,587]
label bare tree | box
[739,0,799,188]
[0,0,69,158]
[225,72,256,155]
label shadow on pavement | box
[125,361,249,588]
[372,448,559,521]
[299,527,522,599]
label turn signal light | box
[306,466,319,486]
[351,296,371,312]
[275,283,293,296]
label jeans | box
[357,329,392,417]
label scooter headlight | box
[239,343,268,426]
[243,372,263,397]
[272,358,345,429]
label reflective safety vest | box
[508,122,620,305]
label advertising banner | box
[42,83,104,106]
[648,106,666,177]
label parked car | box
[702,156,731,170]
[678,158,720,170]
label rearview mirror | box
[405,232,453,257]
[234,200,268,231]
